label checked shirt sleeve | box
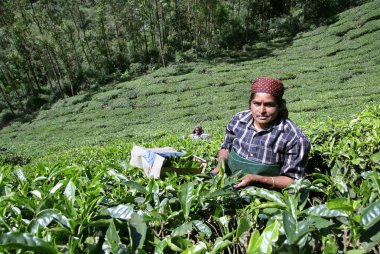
[281,135,311,180]
[220,114,239,150]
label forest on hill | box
[0,0,360,127]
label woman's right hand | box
[211,166,220,175]
[212,149,229,175]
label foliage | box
[0,106,379,253]
[0,149,30,166]
[0,3,379,252]
[0,111,15,128]
[0,0,361,119]
[0,0,379,159]
[306,104,380,177]
[162,155,202,169]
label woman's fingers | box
[211,166,220,175]
[234,174,255,189]
[234,175,253,188]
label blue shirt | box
[221,110,310,179]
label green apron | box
[228,149,281,176]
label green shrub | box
[0,150,30,166]
[25,96,48,112]
[0,107,379,253]
[0,111,15,128]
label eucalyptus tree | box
[152,0,167,66]
[107,0,129,70]
[95,0,113,74]
[0,56,25,111]
[0,6,17,114]
[12,3,45,97]
[107,0,149,69]
[29,0,66,98]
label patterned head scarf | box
[251,77,284,98]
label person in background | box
[189,124,210,139]
[212,77,310,189]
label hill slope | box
[0,0,379,159]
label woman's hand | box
[211,149,229,175]
[234,174,255,188]
[234,175,295,189]
[211,166,220,175]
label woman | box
[189,124,210,139]
[212,77,310,189]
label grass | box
[0,0,379,161]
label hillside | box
[0,0,379,160]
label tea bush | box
[0,106,379,253]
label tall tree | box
[153,0,166,66]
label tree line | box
[0,0,359,126]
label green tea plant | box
[0,2,379,251]
[162,156,203,170]
[0,106,379,253]
[0,1,379,160]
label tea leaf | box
[283,210,297,244]
[303,204,349,218]
[171,222,193,237]
[192,220,212,238]
[307,216,334,229]
[361,200,380,229]
[129,212,147,250]
[108,204,134,220]
[0,232,58,254]
[235,216,251,239]
[370,152,380,163]
[255,188,286,208]
[210,238,232,254]
[179,182,195,221]
[27,209,71,234]
[105,220,121,253]
[326,198,353,213]
[181,242,207,254]
[247,230,261,253]
[259,221,279,253]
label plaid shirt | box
[221,110,310,179]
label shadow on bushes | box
[0,111,16,129]
[306,151,330,175]
[0,150,30,166]
[25,96,49,112]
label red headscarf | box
[251,77,284,98]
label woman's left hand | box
[234,174,255,189]
[234,175,295,189]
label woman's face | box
[194,127,201,135]
[250,93,279,130]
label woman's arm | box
[234,174,294,189]
[211,148,229,174]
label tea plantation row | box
[0,105,379,253]
[0,0,379,160]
